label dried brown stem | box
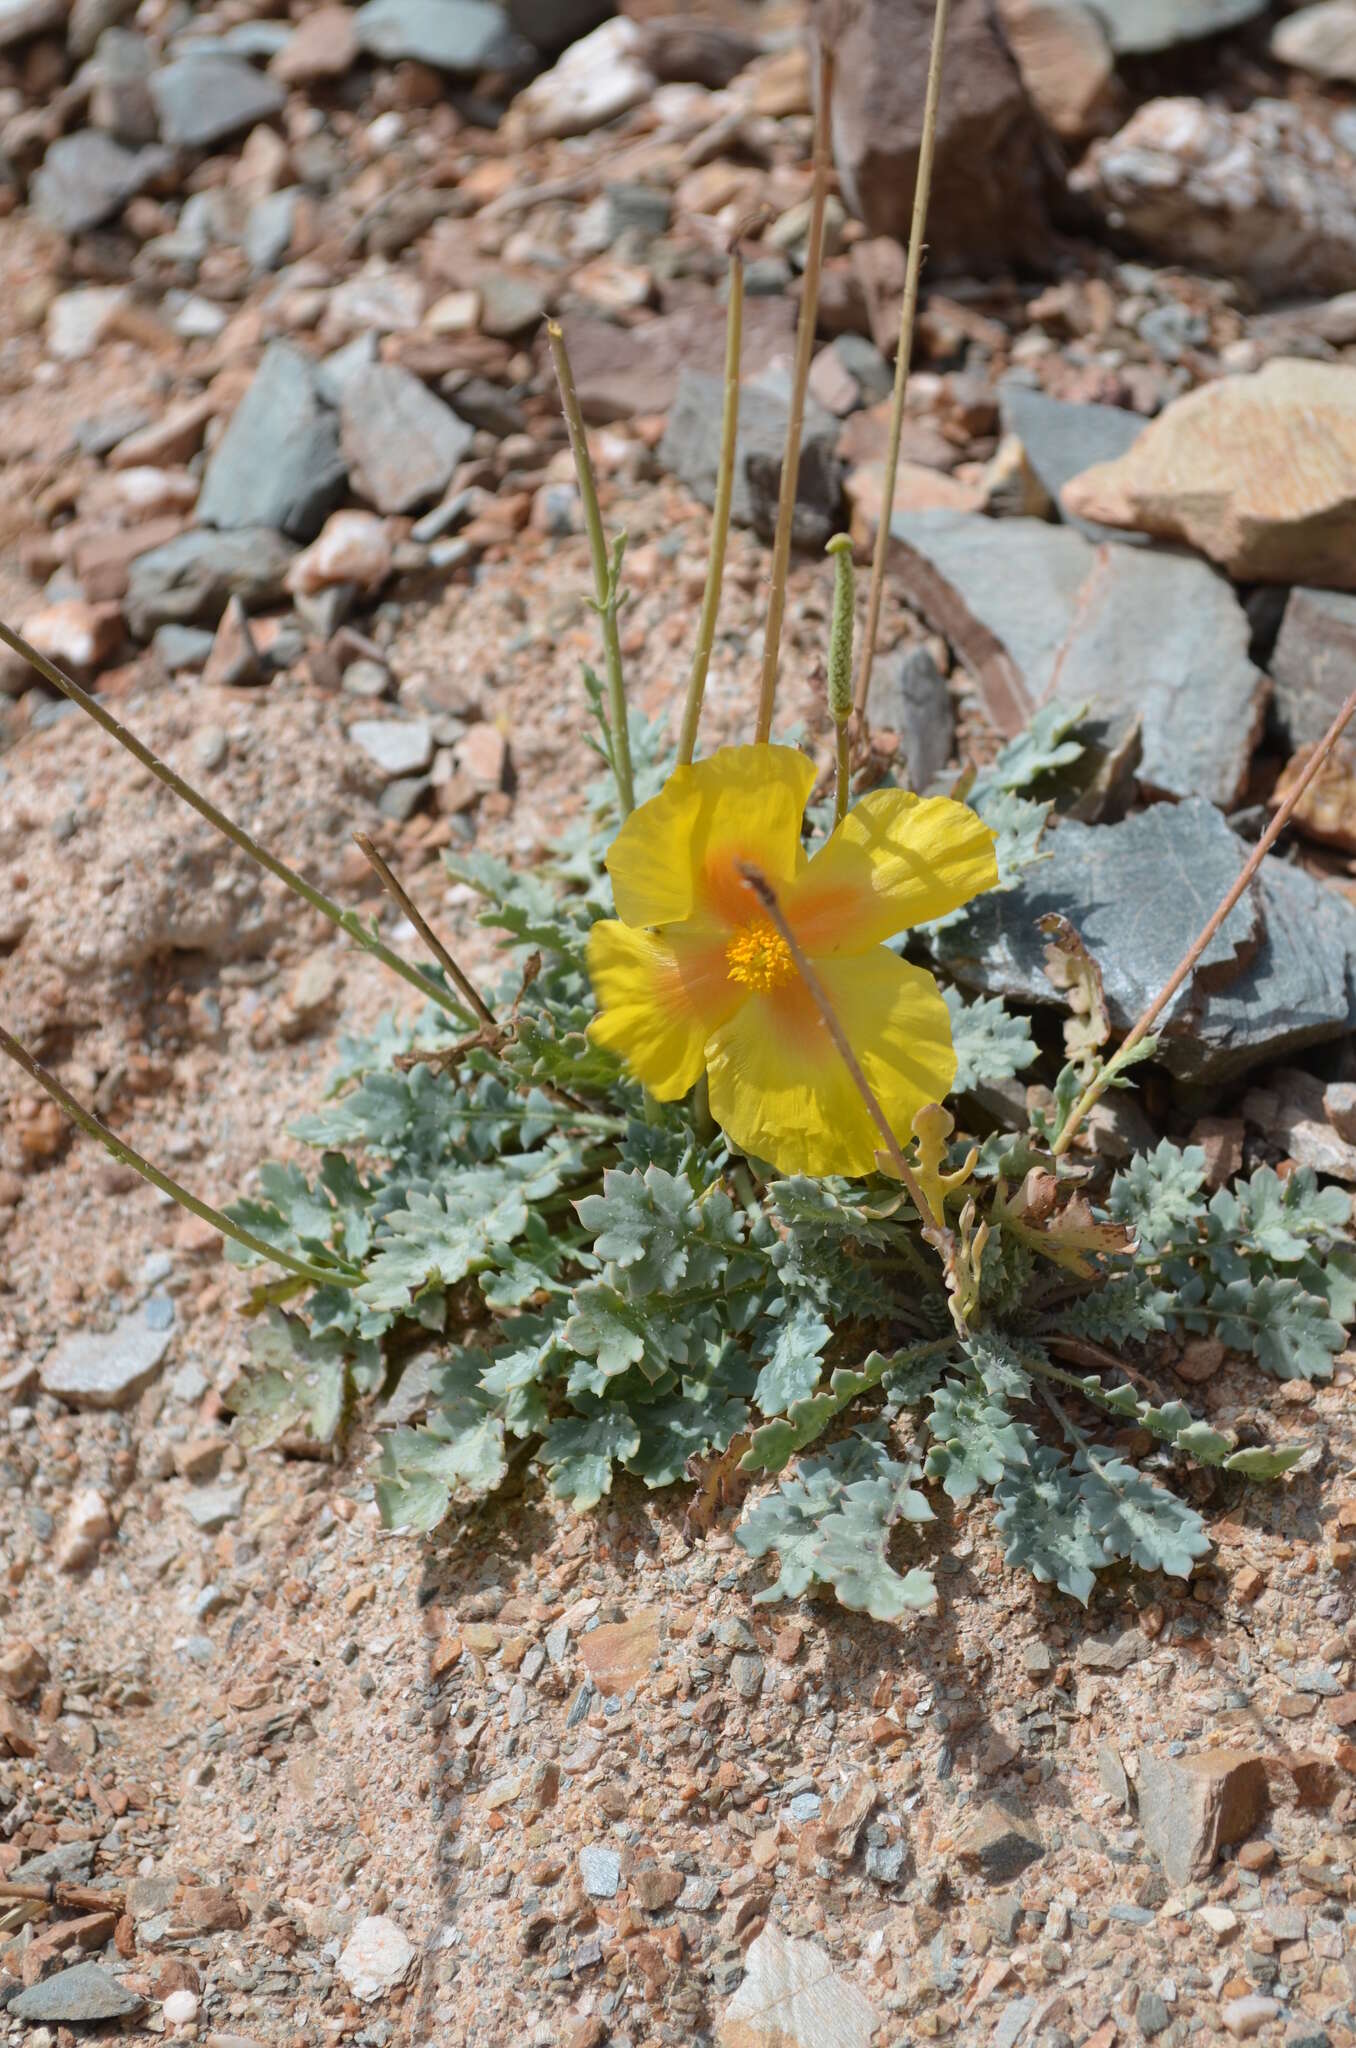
[754,44,834,745]
[0,1021,357,1291]
[735,860,944,1240]
[678,245,745,767]
[1053,682,1356,1157]
[546,320,634,816]
[853,0,953,723]
[353,833,497,1029]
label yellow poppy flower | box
[587,745,999,1176]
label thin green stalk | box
[678,247,745,767]
[0,619,463,1019]
[353,833,496,1028]
[826,533,855,824]
[0,1022,358,1290]
[754,43,834,745]
[546,321,635,816]
[853,0,953,722]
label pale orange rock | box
[996,0,1117,139]
[579,1608,661,1695]
[846,460,984,550]
[1061,359,1356,588]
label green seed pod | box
[826,533,855,726]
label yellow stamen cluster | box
[725,918,794,993]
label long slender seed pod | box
[826,534,855,824]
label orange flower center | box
[724,918,794,994]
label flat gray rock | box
[578,1844,621,1898]
[125,528,296,639]
[197,342,346,541]
[40,1301,173,1410]
[866,643,954,791]
[150,52,286,148]
[340,363,474,515]
[1270,586,1356,750]
[350,717,434,779]
[661,370,842,548]
[353,0,526,69]
[1049,546,1267,806]
[9,1963,145,2024]
[933,797,1356,1081]
[998,383,1149,544]
[184,1482,246,1531]
[1085,0,1266,51]
[13,1841,96,1885]
[30,131,164,235]
[889,510,1093,734]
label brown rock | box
[1137,1750,1268,1885]
[0,1638,49,1702]
[70,518,189,604]
[176,1885,247,1934]
[844,460,983,549]
[1270,742,1356,858]
[579,1609,660,1694]
[1287,1748,1341,1810]
[815,0,1049,274]
[271,5,359,82]
[203,596,264,690]
[631,1866,684,1911]
[552,299,795,423]
[0,1699,36,1758]
[14,599,122,679]
[1192,1115,1245,1188]
[1062,360,1356,589]
[55,1488,114,1572]
[996,0,1118,140]
[108,395,216,470]
[955,1800,1044,1883]
[1071,97,1356,301]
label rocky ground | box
[5,2,1356,2045]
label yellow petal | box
[705,947,956,1177]
[788,792,998,955]
[587,919,741,1100]
[606,744,814,930]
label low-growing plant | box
[3,0,1353,1624]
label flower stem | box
[352,833,497,1029]
[754,43,834,746]
[826,533,855,824]
[736,860,946,1245]
[853,0,953,722]
[1052,681,1356,1158]
[0,1020,358,1290]
[0,618,463,1019]
[678,244,745,768]
[547,320,635,817]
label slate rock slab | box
[40,1300,173,1410]
[1048,546,1268,806]
[150,53,286,148]
[125,528,296,639]
[340,363,474,514]
[1086,0,1266,49]
[661,371,843,547]
[955,1799,1045,1882]
[866,642,954,791]
[13,1841,96,1885]
[934,798,1356,1080]
[889,509,1092,735]
[9,1962,145,2024]
[31,131,166,235]
[998,383,1149,544]
[197,342,346,541]
[353,0,526,70]
[1271,586,1356,749]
